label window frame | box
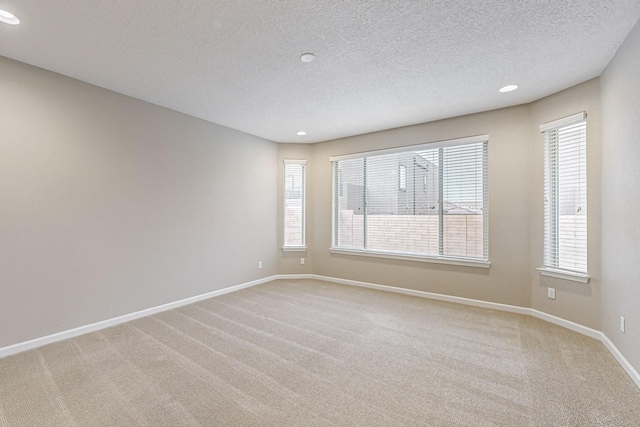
[283,159,307,252]
[330,135,490,268]
[537,112,589,283]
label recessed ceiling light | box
[300,53,315,63]
[0,9,20,25]
[499,85,518,93]
[297,131,307,136]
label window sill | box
[282,246,307,252]
[330,248,490,268]
[537,267,590,283]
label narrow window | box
[539,112,588,281]
[283,160,306,249]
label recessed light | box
[499,85,518,93]
[300,53,315,63]
[0,9,20,25]
[297,131,307,136]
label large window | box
[539,112,588,282]
[283,160,306,250]
[331,135,488,265]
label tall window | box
[283,160,306,249]
[540,112,588,281]
[331,135,488,264]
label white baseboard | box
[312,275,532,315]
[2,272,639,390]
[273,274,314,280]
[0,275,276,359]
[528,309,602,340]
[304,274,640,389]
[600,333,640,389]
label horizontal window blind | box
[542,115,587,274]
[332,136,488,261]
[284,160,306,248]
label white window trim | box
[537,267,590,284]
[329,134,489,162]
[330,248,490,268]
[539,111,588,280]
[282,246,307,252]
[283,159,307,251]
[539,112,586,132]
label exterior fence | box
[338,210,483,258]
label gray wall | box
[276,79,603,330]
[276,71,632,372]
[529,79,602,329]
[0,56,278,348]
[306,105,534,308]
[600,19,640,371]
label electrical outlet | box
[621,316,625,333]
[547,287,556,300]
[300,257,305,265]
[258,261,262,269]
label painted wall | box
[600,19,640,372]
[529,79,602,330]
[307,105,534,307]
[297,78,604,331]
[0,56,278,348]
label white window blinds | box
[541,113,587,275]
[331,135,488,262]
[283,160,306,248]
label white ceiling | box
[1,1,639,143]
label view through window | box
[284,160,306,249]
[331,136,488,262]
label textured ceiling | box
[1,1,639,143]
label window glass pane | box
[365,153,439,255]
[284,162,305,247]
[442,144,485,258]
[331,138,488,261]
[543,119,587,273]
[335,158,364,249]
[398,164,407,191]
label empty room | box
[1,1,640,425]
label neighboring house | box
[340,152,439,216]
[336,151,483,257]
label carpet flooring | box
[1,279,639,426]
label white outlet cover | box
[548,287,556,299]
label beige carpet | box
[1,279,639,426]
